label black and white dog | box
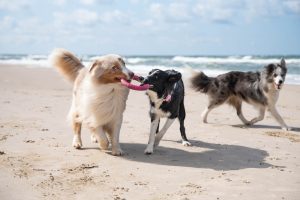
[141,69,191,154]
[191,58,290,131]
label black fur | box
[190,58,290,130]
[142,69,190,143]
[192,71,269,105]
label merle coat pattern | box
[191,58,290,131]
[142,69,191,154]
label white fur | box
[145,90,172,154]
[147,90,171,118]
[264,85,290,130]
[274,68,284,87]
[77,78,129,127]
[144,118,160,154]
[182,140,192,146]
[154,118,175,146]
[51,49,130,155]
[122,65,131,80]
[69,74,129,155]
[144,90,175,154]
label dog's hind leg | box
[72,121,82,149]
[268,105,290,131]
[177,100,191,146]
[156,119,160,133]
[154,118,175,147]
[202,99,226,123]
[145,115,160,154]
[201,106,213,123]
[249,107,265,125]
[236,102,251,125]
[227,97,251,125]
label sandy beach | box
[0,65,299,200]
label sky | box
[0,0,300,55]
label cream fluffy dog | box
[50,49,133,156]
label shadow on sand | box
[232,124,300,132]
[121,140,272,171]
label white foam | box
[126,58,148,64]
[1,54,299,85]
[0,58,50,67]
[172,56,300,64]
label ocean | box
[1,54,300,85]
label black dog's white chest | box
[147,90,171,118]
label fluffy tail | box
[190,71,212,93]
[49,48,84,83]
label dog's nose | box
[138,76,145,82]
[129,72,134,79]
[141,78,149,85]
[279,80,283,84]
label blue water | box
[1,54,300,84]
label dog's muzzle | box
[274,80,283,90]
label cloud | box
[0,16,14,30]
[138,19,154,27]
[80,0,95,5]
[100,9,129,24]
[193,1,236,24]
[192,0,300,24]
[284,0,300,14]
[150,3,163,19]
[149,2,191,23]
[0,0,30,11]
[0,0,299,54]
[53,0,67,6]
[54,9,98,26]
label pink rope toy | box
[121,74,150,91]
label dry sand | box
[0,65,299,200]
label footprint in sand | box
[265,131,300,142]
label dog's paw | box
[112,148,124,156]
[72,137,82,149]
[144,146,154,155]
[99,141,109,150]
[282,127,292,131]
[90,135,98,143]
[244,121,253,126]
[202,119,208,123]
[182,140,192,146]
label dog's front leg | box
[90,126,109,150]
[154,118,175,147]
[144,117,160,154]
[111,117,124,156]
[268,106,290,131]
[72,121,82,149]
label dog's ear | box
[149,69,159,75]
[264,64,275,75]
[89,61,105,78]
[118,57,125,66]
[280,58,286,68]
[168,70,182,83]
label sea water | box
[1,54,299,85]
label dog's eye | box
[112,66,118,71]
[273,74,277,77]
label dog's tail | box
[190,71,212,93]
[49,48,84,83]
